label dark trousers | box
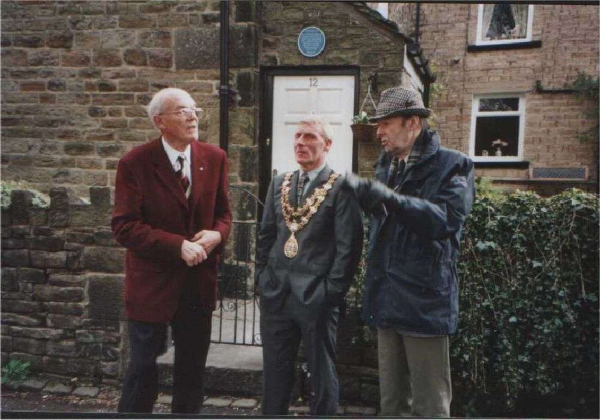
[260,293,340,416]
[118,287,212,414]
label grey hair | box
[298,115,334,141]
[147,88,194,127]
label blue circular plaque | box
[297,27,326,58]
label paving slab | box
[289,405,310,414]
[204,397,233,407]
[44,382,72,395]
[158,342,263,371]
[231,398,258,408]
[72,386,100,398]
[157,394,173,405]
[19,378,48,391]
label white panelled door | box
[271,75,355,176]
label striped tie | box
[176,155,190,198]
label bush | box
[1,359,30,388]
[453,188,599,417]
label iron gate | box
[212,185,264,346]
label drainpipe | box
[219,0,230,153]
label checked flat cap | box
[370,86,432,122]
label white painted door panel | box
[272,75,355,176]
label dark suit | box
[112,138,231,413]
[256,165,363,415]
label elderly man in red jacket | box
[112,88,231,414]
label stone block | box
[100,361,118,378]
[204,397,233,407]
[13,34,45,48]
[119,14,156,28]
[43,302,86,316]
[46,79,66,93]
[13,337,46,355]
[33,285,83,302]
[2,49,27,67]
[81,247,125,273]
[98,79,117,92]
[20,378,48,391]
[61,50,91,67]
[44,381,72,395]
[47,314,83,329]
[93,49,122,67]
[28,50,59,67]
[30,251,67,269]
[10,190,34,225]
[2,250,30,267]
[47,273,84,287]
[65,357,96,376]
[92,93,135,106]
[66,231,95,245]
[235,2,255,22]
[1,313,42,327]
[87,274,125,322]
[16,268,46,284]
[237,72,257,107]
[47,339,80,357]
[2,239,26,249]
[1,335,12,353]
[232,398,258,409]
[10,327,64,340]
[2,300,42,315]
[29,237,65,252]
[47,31,73,49]
[147,49,173,68]
[73,386,100,397]
[123,49,147,66]
[139,30,172,48]
[1,268,19,292]
[89,187,112,208]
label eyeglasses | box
[158,107,204,118]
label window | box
[476,4,534,45]
[469,95,525,162]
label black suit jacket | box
[256,165,363,313]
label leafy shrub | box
[453,188,599,417]
[1,359,30,387]
[346,188,598,416]
[0,180,50,210]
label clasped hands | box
[180,230,222,267]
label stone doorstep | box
[72,386,100,398]
[204,397,233,407]
[44,382,73,395]
[19,378,48,391]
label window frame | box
[476,4,534,46]
[469,94,526,163]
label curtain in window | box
[483,3,528,40]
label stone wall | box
[1,0,259,199]
[388,3,599,192]
[1,187,125,383]
[259,2,409,178]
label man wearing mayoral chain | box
[255,115,363,415]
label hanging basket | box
[351,123,378,142]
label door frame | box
[258,65,361,207]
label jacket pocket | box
[388,255,450,291]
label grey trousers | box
[377,328,452,417]
[260,294,340,416]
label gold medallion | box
[284,232,299,258]
[280,172,340,258]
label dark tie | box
[297,172,309,206]
[175,155,190,198]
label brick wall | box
[1,187,126,382]
[1,0,259,199]
[388,3,599,191]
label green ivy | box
[348,187,599,416]
[453,188,599,417]
[565,72,599,142]
[0,180,50,210]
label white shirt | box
[162,137,192,190]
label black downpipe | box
[219,0,229,153]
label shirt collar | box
[300,161,327,183]
[162,137,191,168]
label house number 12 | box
[309,78,318,87]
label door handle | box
[266,138,271,147]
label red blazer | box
[112,138,232,323]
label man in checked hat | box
[344,86,475,417]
